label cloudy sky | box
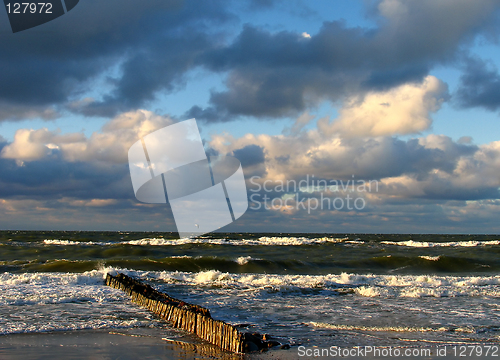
[1,0,500,233]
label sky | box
[1,0,500,233]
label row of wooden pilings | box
[105,272,261,353]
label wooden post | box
[104,272,279,354]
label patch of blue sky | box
[151,68,226,118]
[426,39,500,145]
[430,104,500,146]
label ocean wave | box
[2,267,500,337]
[381,240,500,248]
[419,255,441,261]
[0,268,109,287]
[40,237,500,248]
[0,256,307,274]
[309,322,475,333]
[43,239,111,246]
[0,266,159,335]
[0,318,152,336]
[145,270,500,298]
[345,240,365,244]
[42,236,349,246]
[2,268,500,304]
[235,256,254,265]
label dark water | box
[2,231,500,275]
[1,231,500,352]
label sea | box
[1,231,500,355]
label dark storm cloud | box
[0,155,132,200]
[77,31,216,117]
[362,64,430,91]
[2,0,500,121]
[415,180,500,201]
[0,0,233,119]
[232,144,265,167]
[456,57,500,111]
[188,0,500,121]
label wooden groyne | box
[105,272,285,353]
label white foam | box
[0,317,151,336]
[1,267,499,335]
[382,240,500,248]
[42,236,349,246]
[345,240,365,244]
[419,255,441,261]
[310,322,474,333]
[0,269,108,287]
[43,239,107,246]
[3,268,499,305]
[0,267,165,335]
[235,256,253,265]
[148,270,500,298]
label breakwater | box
[105,272,284,353]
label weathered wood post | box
[105,272,284,353]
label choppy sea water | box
[1,231,500,352]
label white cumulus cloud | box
[318,76,448,137]
[0,110,174,164]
